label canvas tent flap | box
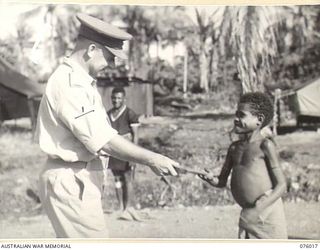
[0,56,44,98]
[296,78,320,117]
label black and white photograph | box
[0,1,319,242]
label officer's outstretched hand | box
[149,154,179,176]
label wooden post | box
[183,48,188,99]
[27,98,37,140]
[273,88,281,135]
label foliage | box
[0,4,81,82]
[1,4,320,99]
[269,41,320,91]
[0,38,38,80]
[221,6,283,93]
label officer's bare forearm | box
[101,134,160,167]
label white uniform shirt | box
[36,57,117,162]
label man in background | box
[107,87,142,221]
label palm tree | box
[195,7,211,93]
[221,5,320,93]
[183,6,226,93]
[224,6,283,93]
[106,6,161,78]
[283,5,320,53]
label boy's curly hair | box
[239,92,274,128]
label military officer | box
[36,13,178,238]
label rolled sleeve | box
[84,109,118,153]
[57,86,118,154]
[128,108,139,124]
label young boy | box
[199,92,288,239]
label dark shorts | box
[109,157,131,175]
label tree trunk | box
[199,43,209,92]
[210,45,219,91]
[183,48,188,98]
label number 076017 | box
[300,244,318,248]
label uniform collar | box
[63,57,95,87]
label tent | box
[276,78,320,128]
[294,78,320,117]
[292,78,320,126]
[0,56,45,130]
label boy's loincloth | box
[238,192,288,239]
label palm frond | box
[228,6,284,93]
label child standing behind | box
[199,92,288,239]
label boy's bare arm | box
[216,144,234,187]
[198,143,234,187]
[256,139,287,210]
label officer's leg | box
[40,165,108,238]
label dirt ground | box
[0,202,319,239]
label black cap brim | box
[105,46,128,60]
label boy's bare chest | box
[232,142,265,167]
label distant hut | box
[97,76,153,116]
[0,56,44,131]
